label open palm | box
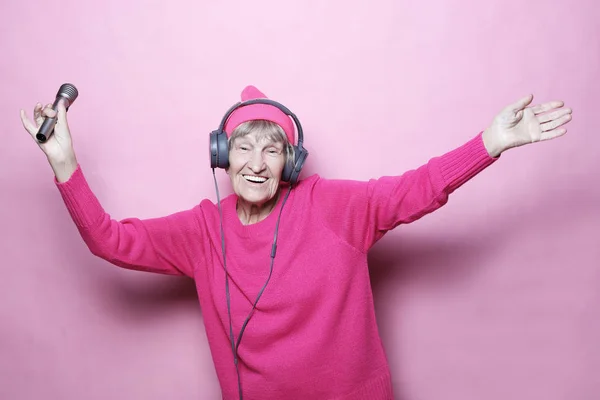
[487,95,572,156]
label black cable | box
[213,169,237,365]
[213,169,293,400]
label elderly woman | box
[20,85,572,400]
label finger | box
[20,109,38,137]
[540,127,567,141]
[531,100,564,115]
[41,105,57,119]
[537,108,572,124]
[33,103,43,126]
[515,110,524,121]
[540,113,572,132]
[509,94,534,112]
[56,101,69,128]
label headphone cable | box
[213,169,293,400]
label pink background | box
[2,0,599,399]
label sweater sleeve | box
[312,132,497,253]
[55,165,201,278]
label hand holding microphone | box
[20,83,80,182]
[35,83,78,143]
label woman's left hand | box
[482,94,572,157]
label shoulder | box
[293,173,372,205]
[195,193,241,229]
[294,173,321,189]
[198,193,237,214]
[295,173,368,188]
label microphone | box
[36,83,79,143]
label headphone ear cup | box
[210,130,230,169]
[209,131,219,168]
[281,152,294,183]
[282,146,308,185]
[217,133,230,169]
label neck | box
[236,191,281,225]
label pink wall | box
[2,0,599,399]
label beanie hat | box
[223,85,296,144]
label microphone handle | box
[36,97,69,143]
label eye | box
[267,148,282,156]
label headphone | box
[209,98,309,185]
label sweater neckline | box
[223,186,293,237]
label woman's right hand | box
[20,101,78,182]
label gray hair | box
[228,120,294,162]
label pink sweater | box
[56,132,496,399]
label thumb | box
[56,100,69,127]
[510,94,534,112]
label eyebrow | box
[233,132,286,147]
[236,138,283,148]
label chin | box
[238,189,276,205]
[238,185,278,203]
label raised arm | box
[313,94,572,253]
[20,101,200,278]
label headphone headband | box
[217,98,304,150]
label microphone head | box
[57,83,78,103]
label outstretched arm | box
[314,94,573,252]
[20,101,200,278]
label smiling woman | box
[20,83,572,400]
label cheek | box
[270,156,286,177]
[227,153,245,172]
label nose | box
[248,149,266,173]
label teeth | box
[244,175,267,183]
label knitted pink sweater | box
[56,132,496,399]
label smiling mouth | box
[243,175,268,184]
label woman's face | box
[227,130,286,209]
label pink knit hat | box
[223,85,296,144]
